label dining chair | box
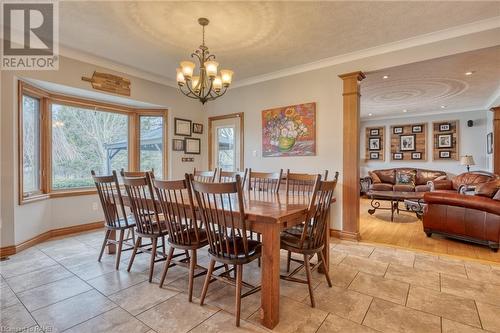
[281,177,338,307]
[247,168,283,194]
[193,168,217,183]
[192,174,261,327]
[120,168,155,178]
[153,175,209,301]
[91,170,136,270]
[218,169,248,187]
[123,173,168,282]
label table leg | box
[391,200,395,222]
[107,230,116,254]
[260,223,280,329]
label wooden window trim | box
[18,80,168,204]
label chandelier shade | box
[176,18,234,104]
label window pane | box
[217,127,235,171]
[140,116,163,179]
[22,95,41,195]
[51,104,128,189]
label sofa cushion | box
[375,169,396,184]
[416,170,447,185]
[396,169,416,187]
[415,184,430,192]
[475,179,500,198]
[370,183,394,191]
[394,184,415,192]
[369,171,382,183]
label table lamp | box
[460,155,475,172]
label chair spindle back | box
[92,170,130,228]
[247,168,283,194]
[193,168,217,183]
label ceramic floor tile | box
[339,256,388,276]
[189,310,270,333]
[17,276,92,311]
[406,286,481,327]
[249,296,328,333]
[441,274,500,307]
[441,318,486,333]
[108,281,179,315]
[164,271,226,298]
[312,282,373,323]
[414,254,467,277]
[6,264,72,293]
[279,277,321,302]
[0,253,58,279]
[348,272,409,305]
[86,269,149,296]
[0,285,20,309]
[64,307,151,333]
[137,293,218,333]
[205,285,261,320]
[476,302,500,332]
[369,247,415,267]
[363,298,441,333]
[31,290,117,332]
[0,304,36,331]
[66,260,118,281]
[316,313,379,333]
[384,263,440,291]
[465,262,500,286]
[333,242,375,258]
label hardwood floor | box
[359,198,500,263]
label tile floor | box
[1,230,500,333]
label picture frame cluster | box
[365,126,384,161]
[173,117,203,155]
[433,120,458,160]
[390,123,426,161]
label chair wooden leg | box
[200,259,215,305]
[319,250,332,287]
[235,264,243,327]
[257,234,261,267]
[188,249,197,302]
[286,251,292,272]
[115,229,125,270]
[304,254,315,307]
[159,247,174,288]
[127,236,141,272]
[98,229,111,262]
[149,237,158,282]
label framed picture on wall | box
[411,152,422,160]
[400,135,416,151]
[369,152,379,160]
[174,118,192,136]
[172,139,184,151]
[487,132,493,154]
[370,129,380,136]
[184,138,201,154]
[437,134,452,148]
[393,153,403,160]
[439,150,451,159]
[192,123,204,134]
[439,123,451,132]
[412,125,422,133]
[368,137,381,151]
[393,127,403,134]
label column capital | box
[338,71,366,81]
[490,106,500,112]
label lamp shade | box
[460,155,475,166]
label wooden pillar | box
[491,106,500,174]
[339,71,365,240]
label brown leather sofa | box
[428,171,498,194]
[366,168,447,192]
[423,175,500,251]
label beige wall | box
[1,56,205,246]
[204,29,500,230]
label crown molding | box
[361,107,487,122]
[59,45,179,88]
[232,16,500,88]
[485,85,500,110]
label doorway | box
[208,113,244,171]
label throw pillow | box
[396,170,416,187]
[369,171,381,183]
[434,175,447,181]
[475,180,500,198]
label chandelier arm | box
[206,86,228,101]
[179,85,199,99]
[191,51,203,64]
[201,79,215,100]
[184,80,199,97]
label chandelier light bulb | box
[180,61,195,79]
[220,69,234,87]
[213,76,222,92]
[176,68,185,85]
[205,60,219,78]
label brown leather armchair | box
[423,178,500,251]
[428,171,498,193]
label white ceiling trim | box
[361,107,487,122]
[232,16,500,88]
[486,85,500,110]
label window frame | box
[18,80,168,204]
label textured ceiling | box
[361,46,500,119]
[58,1,500,82]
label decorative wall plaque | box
[82,71,131,96]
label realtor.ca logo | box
[1,0,59,70]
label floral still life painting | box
[262,102,316,157]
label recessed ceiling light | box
[465,71,474,76]
[382,75,389,79]
[368,113,373,116]
[440,105,446,109]
[403,109,408,113]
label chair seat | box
[105,216,136,230]
[208,237,261,263]
[168,228,208,248]
[280,233,322,254]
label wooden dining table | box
[112,190,334,329]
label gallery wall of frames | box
[365,120,459,162]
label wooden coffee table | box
[366,191,425,222]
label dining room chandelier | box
[176,18,234,104]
